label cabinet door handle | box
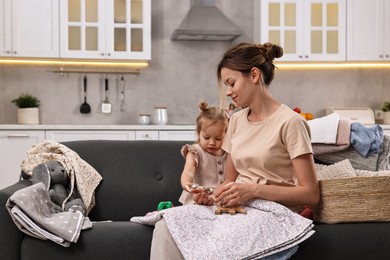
[379,54,383,58]
[386,54,389,58]
[6,51,10,54]
[101,53,105,56]
[7,134,29,138]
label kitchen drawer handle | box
[7,134,30,138]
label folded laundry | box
[131,200,314,260]
[6,183,92,247]
[308,113,339,144]
[312,119,351,155]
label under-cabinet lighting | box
[275,62,390,69]
[0,59,148,68]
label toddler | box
[179,102,229,205]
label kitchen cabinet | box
[46,130,136,142]
[47,130,195,141]
[347,0,390,61]
[0,130,45,189]
[135,130,158,140]
[255,0,346,61]
[60,0,151,60]
[159,131,197,141]
[0,0,59,58]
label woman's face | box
[220,67,256,108]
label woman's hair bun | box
[263,42,284,61]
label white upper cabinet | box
[347,0,390,61]
[60,0,151,60]
[0,0,59,58]
[256,0,346,61]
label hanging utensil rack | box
[52,67,140,76]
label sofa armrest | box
[0,180,32,260]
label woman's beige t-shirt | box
[222,104,312,186]
[179,144,226,205]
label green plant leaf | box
[11,93,40,108]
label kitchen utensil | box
[80,75,91,114]
[153,107,168,125]
[119,75,127,112]
[101,77,112,114]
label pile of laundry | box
[308,113,389,171]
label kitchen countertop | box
[0,124,196,131]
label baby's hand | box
[183,182,193,193]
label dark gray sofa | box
[1,140,389,260]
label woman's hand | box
[214,182,256,207]
[193,190,214,206]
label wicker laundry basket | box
[313,176,390,224]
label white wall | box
[1,0,389,125]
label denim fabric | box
[350,123,384,157]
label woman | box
[198,42,320,209]
[150,42,319,259]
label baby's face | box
[198,120,226,156]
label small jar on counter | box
[138,114,151,125]
[153,107,168,125]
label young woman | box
[206,42,320,209]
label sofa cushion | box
[21,221,153,260]
[292,222,390,260]
[62,140,187,221]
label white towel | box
[308,113,340,144]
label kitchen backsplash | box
[1,0,390,125]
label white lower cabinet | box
[0,130,45,189]
[136,130,158,140]
[47,130,196,141]
[45,130,136,142]
[159,131,197,141]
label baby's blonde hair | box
[196,101,228,136]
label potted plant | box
[11,93,41,124]
[382,101,390,124]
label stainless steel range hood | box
[171,0,241,41]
